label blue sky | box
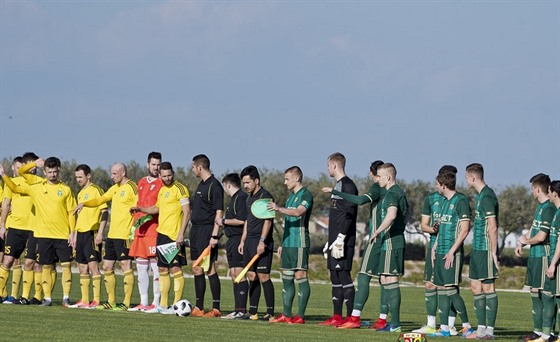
[1,1,558,187]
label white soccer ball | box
[173,299,192,317]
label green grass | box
[2,274,533,341]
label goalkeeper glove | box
[330,233,346,259]
[129,214,153,241]
[323,242,329,259]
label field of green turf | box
[0,275,533,341]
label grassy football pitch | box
[1,275,532,341]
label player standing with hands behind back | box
[189,154,224,317]
[464,163,499,340]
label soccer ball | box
[173,299,192,317]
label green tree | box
[125,160,145,183]
[497,184,535,252]
[92,166,113,190]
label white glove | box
[329,233,345,259]
[323,242,329,259]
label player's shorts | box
[327,245,355,271]
[4,227,32,258]
[36,238,72,265]
[553,264,560,296]
[469,250,499,281]
[156,233,187,268]
[544,275,556,294]
[378,248,404,276]
[423,251,435,283]
[243,237,273,274]
[24,233,38,260]
[75,231,102,264]
[525,256,547,290]
[280,247,309,270]
[129,234,157,259]
[189,225,218,262]
[358,239,381,276]
[226,235,244,269]
[0,236,4,253]
[104,238,133,261]
[433,253,463,287]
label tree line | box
[0,158,535,254]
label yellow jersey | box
[156,181,190,240]
[3,176,37,231]
[75,183,108,233]
[24,180,76,239]
[85,180,138,240]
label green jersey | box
[379,184,408,251]
[422,191,445,249]
[529,200,556,258]
[472,185,499,251]
[548,207,560,262]
[435,192,470,255]
[332,183,385,236]
[282,187,314,248]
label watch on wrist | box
[212,235,219,240]
[222,218,226,226]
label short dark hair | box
[285,166,303,182]
[13,156,23,164]
[75,164,91,175]
[192,154,210,170]
[466,163,484,179]
[148,152,162,162]
[530,173,551,193]
[370,160,384,176]
[22,152,39,164]
[222,173,241,188]
[437,171,456,190]
[240,165,260,181]
[44,157,61,169]
[160,161,173,171]
[550,180,560,197]
[438,165,457,175]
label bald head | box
[111,162,128,185]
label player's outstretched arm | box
[1,173,27,195]
[268,202,307,217]
[131,206,159,215]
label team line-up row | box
[0,152,559,341]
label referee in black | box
[189,154,224,317]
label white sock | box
[150,258,160,306]
[136,258,150,306]
[427,315,436,328]
[440,324,449,332]
[448,315,456,327]
[477,325,486,336]
[351,309,361,317]
[379,313,387,320]
[486,326,494,336]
